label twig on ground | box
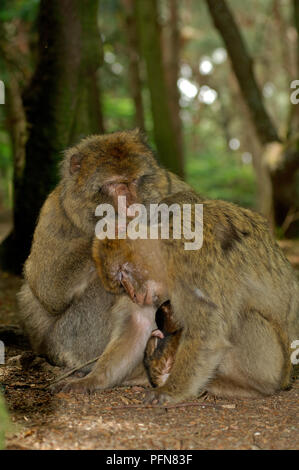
[105,401,225,410]
[47,356,100,387]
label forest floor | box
[0,213,298,449]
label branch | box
[205,0,279,145]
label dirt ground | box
[0,235,298,450]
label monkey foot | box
[50,375,101,395]
[143,389,175,405]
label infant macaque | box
[144,301,182,387]
[92,237,181,388]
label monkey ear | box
[69,153,83,175]
[132,128,148,144]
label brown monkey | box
[17,130,190,393]
[92,190,299,402]
[143,302,182,388]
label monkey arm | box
[26,243,97,315]
[24,188,98,315]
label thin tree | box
[122,0,145,131]
[0,0,104,273]
[206,0,299,234]
[136,0,183,177]
[163,0,184,177]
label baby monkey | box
[92,237,181,388]
[144,301,182,388]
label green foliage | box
[0,393,10,450]
[103,93,135,131]
[0,131,13,209]
[0,0,39,22]
[186,144,256,208]
[183,115,256,208]
[0,0,295,214]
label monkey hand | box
[143,388,177,405]
[144,329,164,357]
[151,329,164,339]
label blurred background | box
[0,0,299,448]
[0,0,298,273]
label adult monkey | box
[91,193,299,401]
[18,130,190,391]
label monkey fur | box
[17,130,190,393]
[143,302,182,388]
[92,190,299,403]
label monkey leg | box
[51,295,156,394]
[18,281,114,370]
[18,283,56,359]
[207,310,291,398]
[121,362,149,387]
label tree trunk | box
[0,21,28,221]
[206,0,299,234]
[0,0,103,273]
[122,0,145,131]
[228,71,275,226]
[2,61,27,219]
[163,0,184,177]
[136,0,183,177]
[206,0,279,145]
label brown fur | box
[17,130,190,393]
[144,302,182,388]
[92,190,299,402]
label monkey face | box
[93,237,168,306]
[61,130,164,220]
[119,267,166,307]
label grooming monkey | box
[17,130,190,393]
[92,190,299,402]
